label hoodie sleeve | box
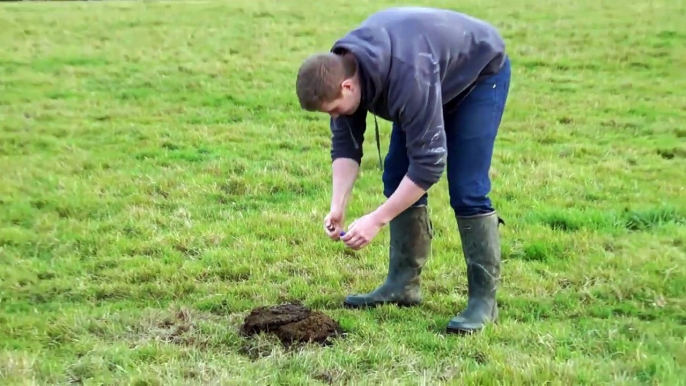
[387,54,447,191]
[330,107,368,164]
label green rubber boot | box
[343,205,433,308]
[447,211,502,334]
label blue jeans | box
[382,57,511,217]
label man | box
[295,6,510,334]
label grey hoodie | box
[329,7,507,191]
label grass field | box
[1,0,686,384]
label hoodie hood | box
[331,27,392,113]
[326,7,508,188]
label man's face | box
[319,79,360,118]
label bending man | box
[295,6,511,334]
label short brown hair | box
[296,52,357,111]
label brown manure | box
[240,303,344,346]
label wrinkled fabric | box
[329,6,507,191]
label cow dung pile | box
[239,303,344,346]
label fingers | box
[340,220,357,240]
[344,236,368,250]
[339,220,355,242]
[324,225,340,240]
[324,216,342,240]
[340,226,368,250]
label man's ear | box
[341,78,353,92]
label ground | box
[1,0,685,384]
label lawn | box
[1,0,685,384]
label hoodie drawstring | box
[374,115,383,170]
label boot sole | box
[445,325,481,335]
[343,300,421,309]
[445,316,498,335]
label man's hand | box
[324,208,345,241]
[325,158,359,241]
[340,212,384,250]
[339,176,429,250]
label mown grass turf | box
[1,0,685,384]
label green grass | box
[1,0,685,384]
